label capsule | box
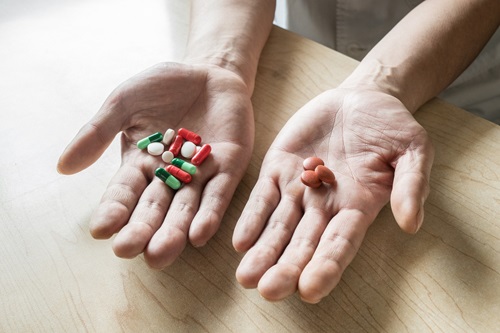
[155,167,181,190]
[178,128,202,145]
[162,128,176,145]
[137,132,163,149]
[166,165,192,183]
[171,158,196,175]
[168,135,184,156]
[191,144,211,166]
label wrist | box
[339,59,420,113]
[184,1,275,95]
[183,47,258,94]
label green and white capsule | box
[171,158,196,175]
[137,132,163,149]
[155,167,181,190]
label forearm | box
[184,0,276,94]
[340,0,500,113]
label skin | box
[58,1,275,268]
[57,63,254,267]
[233,0,500,302]
[58,0,500,302]
[233,88,433,302]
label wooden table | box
[1,1,499,332]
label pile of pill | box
[137,128,212,190]
[301,156,335,188]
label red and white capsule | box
[191,144,211,166]
[166,165,192,183]
[168,135,184,156]
[178,128,202,145]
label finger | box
[188,170,238,247]
[257,207,329,301]
[391,136,434,234]
[143,176,204,269]
[112,178,173,259]
[89,164,148,239]
[235,190,303,289]
[232,176,281,252]
[57,97,124,175]
[298,208,371,304]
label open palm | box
[58,62,254,268]
[233,88,434,303]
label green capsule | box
[155,168,181,190]
[137,132,163,149]
[171,158,196,175]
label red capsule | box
[168,135,184,156]
[178,128,202,145]
[166,165,192,183]
[301,170,321,188]
[315,165,335,184]
[303,156,324,171]
[191,144,211,166]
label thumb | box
[57,98,124,175]
[390,136,435,234]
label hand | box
[233,88,434,303]
[58,62,254,268]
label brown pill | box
[303,156,324,171]
[315,165,335,184]
[301,170,322,188]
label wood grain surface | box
[1,1,499,332]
